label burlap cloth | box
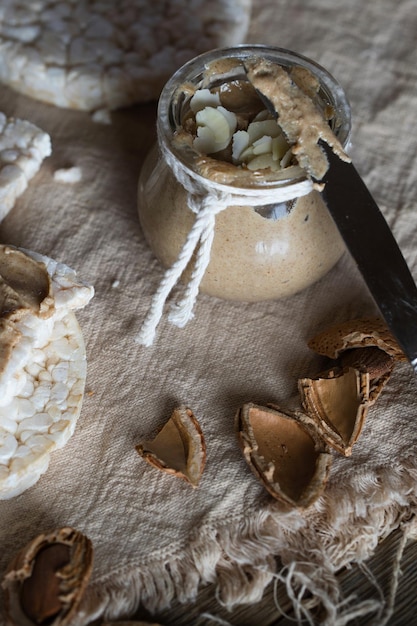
[1,1,417,624]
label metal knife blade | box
[316,140,417,373]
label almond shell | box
[299,367,370,456]
[308,317,406,361]
[135,406,206,487]
[236,402,332,509]
[2,527,93,626]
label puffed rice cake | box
[0,0,252,112]
[0,246,94,499]
[0,112,51,221]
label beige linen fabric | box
[1,1,417,624]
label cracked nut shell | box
[308,317,402,404]
[2,527,93,626]
[135,406,206,487]
[308,317,406,361]
[299,367,370,456]
[236,402,332,508]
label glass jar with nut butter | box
[137,45,351,308]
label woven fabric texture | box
[1,1,417,624]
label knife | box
[316,140,417,373]
[233,66,417,371]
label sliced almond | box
[246,118,282,143]
[3,527,93,626]
[135,406,206,487]
[190,88,221,113]
[247,153,278,171]
[232,129,250,161]
[193,106,237,154]
[236,402,332,509]
[299,367,370,456]
[252,135,273,155]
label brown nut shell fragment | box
[340,345,394,379]
[236,402,332,509]
[0,244,55,320]
[340,346,395,404]
[299,367,370,456]
[135,406,206,487]
[308,317,406,362]
[308,317,403,404]
[0,244,55,377]
[2,527,93,626]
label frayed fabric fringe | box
[79,461,417,626]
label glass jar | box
[137,45,351,304]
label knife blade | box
[316,140,417,373]
[235,67,417,371]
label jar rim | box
[157,45,352,193]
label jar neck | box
[157,45,352,194]
[162,142,315,207]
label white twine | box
[136,148,314,347]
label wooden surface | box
[132,533,417,625]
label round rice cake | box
[0,0,252,112]
[0,246,94,499]
[0,112,52,221]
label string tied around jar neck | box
[136,145,314,347]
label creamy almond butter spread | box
[243,57,350,180]
[0,245,54,373]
